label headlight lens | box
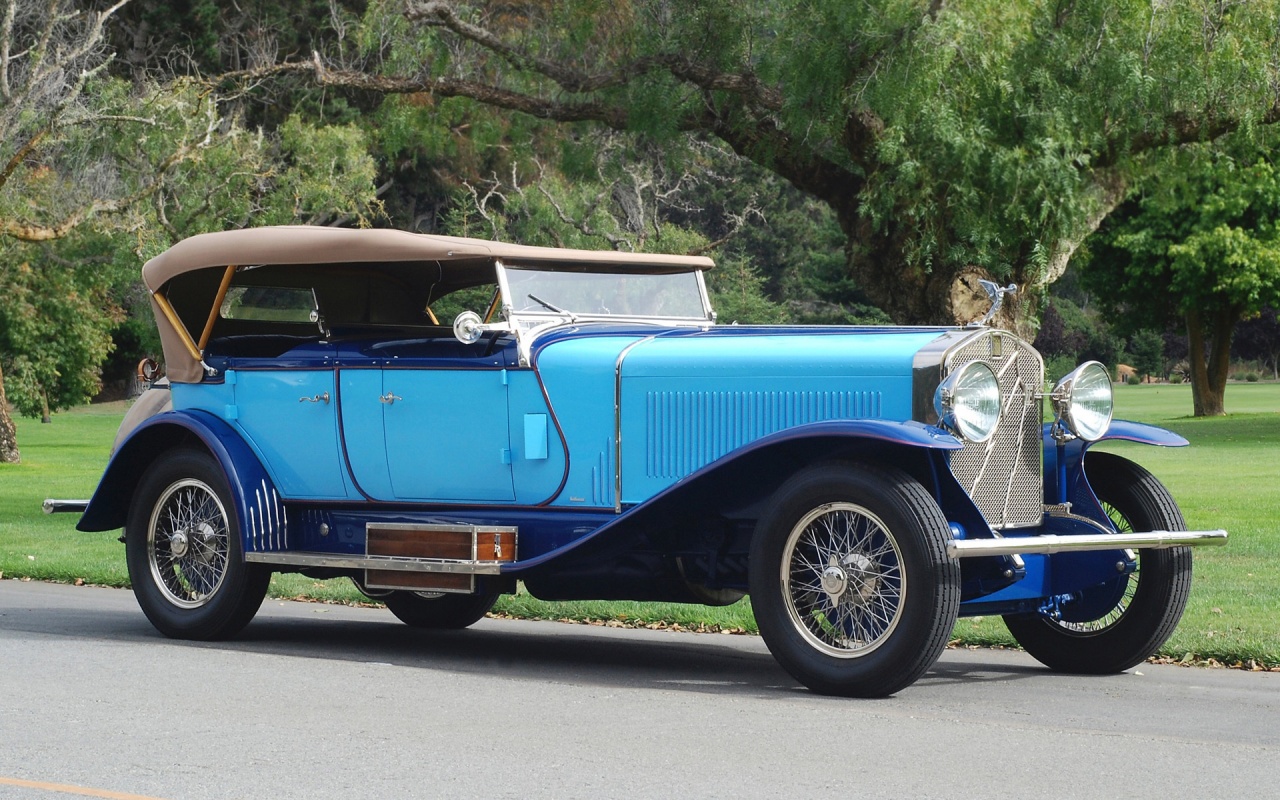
[934,361,1001,443]
[1053,361,1113,441]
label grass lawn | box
[2,382,1277,665]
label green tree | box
[0,240,124,423]
[1085,147,1280,415]
[229,0,1280,334]
[0,0,143,463]
[1125,329,1166,382]
[707,255,789,325]
[0,1,384,463]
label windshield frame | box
[494,259,715,365]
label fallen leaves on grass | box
[1148,654,1280,672]
[486,611,750,635]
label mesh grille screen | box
[945,333,1044,529]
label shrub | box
[1169,373,1185,384]
[1246,372,1260,382]
[1127,374,1141,385]
[1045,355,1080,384]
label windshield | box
[502,265,709,321]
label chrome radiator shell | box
[915,329,1045,530]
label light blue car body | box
[80,315,1184,612]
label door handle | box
[379,392,403,405]
[299,392,330,404]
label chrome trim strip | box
[366,522,517,534]
[244,551,507,574]
[911,329,986,424]
[614,336,658,513]
[694,269,716,323]
[947,530,1228,558]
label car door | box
[232,368,348,498]
[341,365,515,503]
[381,367,516,502]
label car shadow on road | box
[233,614,806,698]
[1,583,1051,699]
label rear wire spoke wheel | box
[382,587,499,629]
[147,479,230,607]
[1003,451,1193,673]
[126,449,270,640]
[750,464,960,698]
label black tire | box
[749,464,961,697]
[382,588,499,629]
[125,449,270,640]
[1003,451,1192,673]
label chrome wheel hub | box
[821,560,848,600]
[169,530,190,558]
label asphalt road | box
[1,580,1276,800]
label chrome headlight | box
[934,361,1001,443]
[1052,361,1113,441]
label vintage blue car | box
[62,226,1226,696]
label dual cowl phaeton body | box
[68,227,1227,696]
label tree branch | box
[0,137,194,243]
[218,54,632,127]
[1094,101,1280,169]
[0,128,50,191]
[0,0,15,101]
[405,1,784,111]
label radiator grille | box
[944,332,1044,529]
[645,390,881,479]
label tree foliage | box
[1125,329,1166,382]
[228,0,1280,333]
[1085,143,1280,415]
[0,239,123,420]
[0,0,383,462]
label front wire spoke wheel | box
[1003,451,1192,674]
[1053,499,1140,634]
[750,464,959,697]
[783,503,905,657]
[148,479,231,608]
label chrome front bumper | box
[947,530,1228,558]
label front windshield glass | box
[502,265,708,321]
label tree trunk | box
[1186,307,1236,417]
[40,390,50,424]
[836,170,1125,339]
[840,215,1039,337]
[0,362,19,464]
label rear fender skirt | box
[508,419,968,576]
[77,410,287,554]
[1043,419,1189,526]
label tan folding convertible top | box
[145,226,715,382]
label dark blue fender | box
[77,410,288,553]
[511,419,969,580]
[963,420,1191,614]
[1044,419,1188,522]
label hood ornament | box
[975,280,1017,327]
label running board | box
[947,529,1228,558]
[244,551,505,575]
